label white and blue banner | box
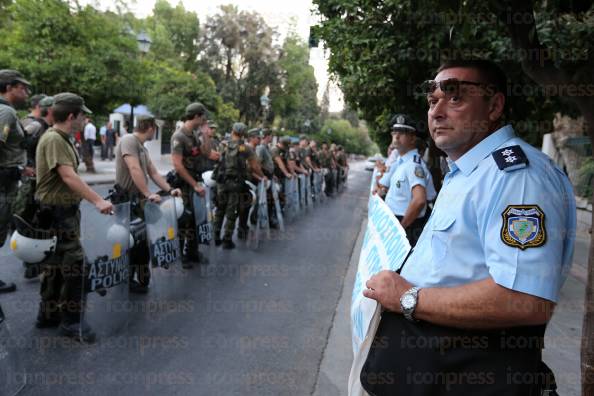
[351,194,411,353]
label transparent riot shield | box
[257,182,272,239]
[312,171,320,204]
[333,169,339,193]
[245,181,259,248]
[81,202,130,338]
[144,198,183,297]
[283,178,293,223]
[271,180,285,232]
[291,177,299,217]
[298,174,306,211]
[304,173,312,207]
[0,305,26,396]
[193,191,213,246]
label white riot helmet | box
[10,215,57,264]
[202,170,216,187]
[245,181,257,206]
[161,196,184,220]
[107,223,134,249]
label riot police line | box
[0,89,349,394]
[3,109,349,342]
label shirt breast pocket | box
[431,215,456,262]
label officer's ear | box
[487,92,505,123]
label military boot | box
[59,313,96,343]
[222,240,236,250]
[36,302,61,329]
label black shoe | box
[215,239,222,246]
[59,320,96,343]
[222,240,236,250]
[36,304,61,329]
[35,306,62,329]
[197,251,209,264]
[24,262,40,279]
[36,316,61,328]
[237,229,248,240]
[129,280,148,294]
[0,280,16,293]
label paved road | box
[0,162,370,396]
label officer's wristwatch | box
[400,286,420,322]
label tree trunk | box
[581,113,594,396]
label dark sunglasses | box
[420,78,492,96]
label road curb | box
[312,217,367,396]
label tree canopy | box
[313,0,594,150]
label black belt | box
[39,203,79,216]
[0,166,21,181]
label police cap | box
[0,69,31,86]
[232,122,247,136]
[39,96,54,108]
[280,136,292,145]
[247,128,261,138]
[185,102,207,118]
[53,92,92,114]
[390,113,420,136]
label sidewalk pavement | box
[315,218,587,396]
[78,154,173,186]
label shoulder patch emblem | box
[501,205,546,249]
[3,124,9,139]
[492,145,528,172]
[414,165,426,178]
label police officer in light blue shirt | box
[361,60,576,396]
[378,114,436,246]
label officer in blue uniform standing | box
[361,59,575,395]
[376,114,435,246]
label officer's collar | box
[50,127,73,139]
[0,96,12,107]
[453,124,515,176]
[180,125,193,136]
[398,148,418,163]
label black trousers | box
[361,312,548,396]
[396,215,427,247]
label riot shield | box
[333,169,339,193]
[0,305,26,396]
[144,198,184,298]
[298,174,306,211]
[192,191,213,246]
[283,178,293,222]
[304,173,312,207]
[244,181,259,248]
[81,202,130,338]
[257,181,271,240]
[291,177,299,217]
[312,171,321,204]
[271,180,285,232]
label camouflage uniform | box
[318,148,334,195]
[213,136,256,243]
[0,97,26,247]
[35,127,84,325]
[170,125,203,260]
[270,143,290,209]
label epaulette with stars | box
[491,145,528,172]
